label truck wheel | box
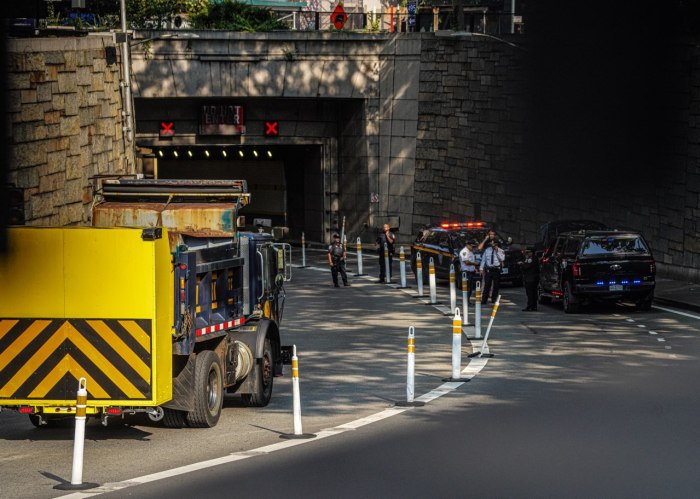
[563,282,579,314]
[162,408,187,428]
[186,350,224,428]
[242,338,273,407]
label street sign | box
[331,3,347,30]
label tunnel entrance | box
[153,144,324,241]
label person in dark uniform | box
[328,233,349,287]
[520,247,539,311]
[376,223,395,282]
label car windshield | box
[580,235,650,256]
[452,229,499,249]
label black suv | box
[538,230,656,313]
[410,222,525,286]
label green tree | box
[126,0,181,29]
[188,0,287,32]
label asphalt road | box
[2,248,699,498]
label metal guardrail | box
[279,10,523,34]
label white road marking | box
[652,305,700,320]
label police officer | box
[459,240,477,301]
[519,247,539,311]
[376,223,395,282]
[328,233,349,287]
[479,239,504,304]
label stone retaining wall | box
[6,34,135,226]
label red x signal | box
[264,121,279,137]
[160,121,174,137]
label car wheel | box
[636,290,654,311]
[563,281,579,313]
[537,283,551,304]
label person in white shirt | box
[459,240,477,301]
[479,240,505,304]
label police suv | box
[410,222,525,286]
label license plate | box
[501,267,509,274]
[609,284,623,291]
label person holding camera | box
[479,239,504,304]
[376,223,395,282]
[328,233,349,287]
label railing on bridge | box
[277,9,523,34]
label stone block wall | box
[414,34,700,282]
[414,34,525,235]
[6,35,135,226]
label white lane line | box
[649,331,658,335]
[626,318,635,322]
[637,324,646,328]
[657,338,666,342]
[653,305,700,320]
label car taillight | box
[572,262,581,277]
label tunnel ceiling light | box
[187,150,193,158]
[222,149,227,157]
[173,150,179,158]
[253,150,258,158]
[204,150,210,157]
[238,150,244,158]
[158,150,163,157]
[267,150,272,158]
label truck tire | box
[563,281,579,314]
[186,350,224,428]
[241,338,273,407]
[162,408,187,428]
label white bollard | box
[384,243,391,284]
[395,326,425,407]
[449,264,456,313]
[55,378,97,490]
[451,308,462,379]
[429,257,437,304]
[462,271,469,326]
[399,246,407,288]
[407,326,415,402]
[292,346,303,434]
[479,295,501,358]
[416,252,424,297]
[71,378,88,485]
[356,237,364,275]
[281,345,316,439]
[301,232,306,268]
[475,280,482,339]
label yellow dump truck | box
[0,179,291,428]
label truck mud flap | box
[162,354,195,412]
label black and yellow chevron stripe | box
[0,319,152,401]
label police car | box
[409,222,525,286]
